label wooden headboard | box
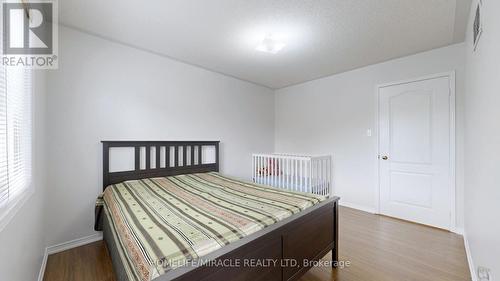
[102,141,220,190]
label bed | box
[96,141,339,281]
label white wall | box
[464,0,500,278]
[275,43,466,229]
[44,26,274,247]
[0,71,47,280]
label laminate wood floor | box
[43,207,471,281]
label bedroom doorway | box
[376,73,455,230]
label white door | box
[378,76,453,230]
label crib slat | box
[283,158,285,189]
[326,158,329,196]
[305,160,308,192]
[298,159,301,192]
[283,158,289,189]
[299,160,303,192]
[323,159,326,195]
[263,156,266,185]
[309,160,312,193]
[322,159,325,195]
[323,159,327,196]
[264,156,267,185]
[258,156,261,184]
[324,158,327,196]
[270,156,273,186]
[282,158,285,189]
[320,160,323,195]
[275,157,278,188]
[306,160,308,193]
[253,155,256,182]
[328,157,331,196]
[254,155,257,183]
[252,155,255,181]
[320,159,323,195]
[276,157,279,188]
[274,158,281,188]
[319,159,322,195]
[297,159,300,192]
[304,160,307,192]
[287,158,290,189]
[295,159,298,191]
[303,160,306,192]
[271,156,274,186]
[259,155,262,184]
[256,155,259,183]
[325,158,328,196]
[325,159,328,195]
[328,156,333,196]
[272,157,275,186]
[269,156,272,186]
[266,156,270,186]
[277,157,280,188]
[314,160,318,194]
[257,155,260,183]
[304,160,307,193]
[298,160,301,192]
[254,156,260,182]
[278,157,282,188]
[262,156,265,185]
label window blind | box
[0,61,33,211]
[0,62,7,208]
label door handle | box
[381,155,389,160]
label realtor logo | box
[1,0,58,68]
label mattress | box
[95,172,325,281]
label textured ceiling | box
[60,0,471,89]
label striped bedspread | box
[95,172,325,281]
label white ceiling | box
[60,0,471,89]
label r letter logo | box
[1,1,58,68]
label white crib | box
[252,153,333,197]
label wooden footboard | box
[163,197,340,281]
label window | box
[0,63,33,230]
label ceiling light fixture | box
[255,34,286,54]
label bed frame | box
[101,141,339,281]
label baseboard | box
[37,233,103,281]
[47,233,103,255]
[463,232,477,281]
[340,202,465,236]
[37,247,48,281]
[339,201,376,214]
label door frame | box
[374,71,456,231]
